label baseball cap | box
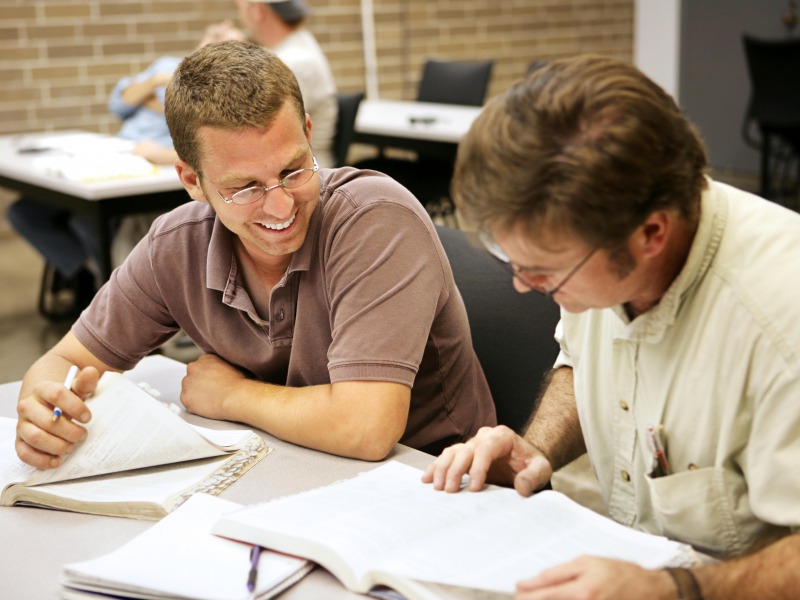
[250,0,311,22]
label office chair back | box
[436,226,561,432]
[742,35,800,129]
[333,91,366,167]
[742,35,800,199]
[417,59,494,107]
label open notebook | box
[61,493,313,600]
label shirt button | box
[620,470,631,482]
[277,309,285,322]
[619,400,629,411]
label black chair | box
[742,35,800,202]
[333,91,365,167]
[355,59,493,210]
[38,263,97,321]
[416,59,493,107]
[436,226,562,432]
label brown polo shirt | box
[73,167,495,454]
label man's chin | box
[554,298,591,315]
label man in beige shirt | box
[424,55,800,599]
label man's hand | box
[515,557,676,600]
[132,140,178,165]
[421,425,554,496]
[180,354,247,421]
[15,366,99,469]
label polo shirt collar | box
[204,201,323,300]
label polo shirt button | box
[620,470,631,482]
[277,309,285,322]
[619,400,629,411]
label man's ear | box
[305,113,313,145]
[174,160,208,204]
[635,210,671,259]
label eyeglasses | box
[199,154,319,205]
[478,230,596,298]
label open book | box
[0,372,270,519]
[213,461,698,600]
[61,493,313,600]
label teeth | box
[261,214,295,231]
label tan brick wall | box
[0,0,634,136]
[0,0,634,233]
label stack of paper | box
[61,494,313,600]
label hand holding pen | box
[14,363,100,470]
[52,365,79,422]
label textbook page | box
[0,417,219,503]
[214,461,696,596]
[62,493,313,600]
[25,372,228,486]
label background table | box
[0,132,188,280]
[353,99,482,161]
[0,355,433,599]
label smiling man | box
[424,55,800,599]
[14,41,495,468]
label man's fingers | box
[514,454,553,496]
[423,444,464,490]
[443,445,479,492]
[49,368,97,425]
[15,418,83,465]
[14,437,63,470]
[467,435,512,491]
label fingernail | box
[80,412,91,423]
[49,457,61,468]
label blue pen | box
[53,365,78,422]
[247,545,262,592]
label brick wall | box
[0,0,634,231]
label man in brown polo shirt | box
[14,41,495,469]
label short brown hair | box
[165,40,306,170]
[452,54,707,249]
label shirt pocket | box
[644,466,754,556]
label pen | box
[646,425,671,476]
[53,365,79,422]
[247,545,262,593]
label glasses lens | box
[281,167,315,190]
[230,186,265,205]
[477,230,510,264]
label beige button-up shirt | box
[555,179,800,557]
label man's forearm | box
[19,333,115,400]
[522,366,586,471]
[120,75,167,108]
[692,533,800,600]
[198,369,411,460]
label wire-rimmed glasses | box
[478,230,596,298]
[199,154,319,205]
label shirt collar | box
[205,189,324,298]
[614,177,727,342]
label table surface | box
[0,355,434,599]
[0,131,182,201]
[354,99,483,144]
